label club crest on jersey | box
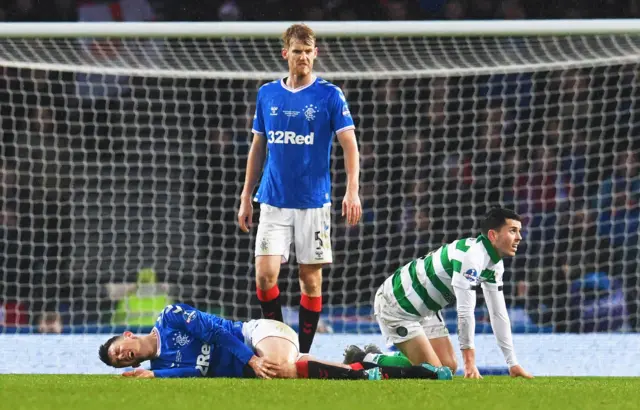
[304,104,317,121]
[172,332,191,347]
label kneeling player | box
[372,208,533,379]
[98,303,452,380]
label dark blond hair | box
[282,23,316,49]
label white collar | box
[152,327,161,357]
[280,75,317,93]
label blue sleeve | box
[161,305,255,366]
[329,87,355,134]
[252,88,265,135]
[154,367,202,378]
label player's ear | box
[487,229,498,242]
[281,48,288,60]
[123,331,134,338]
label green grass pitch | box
[1,375,638,410]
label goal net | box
[0,21,639,339]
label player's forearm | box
[153,367,202,378]
[484,288,518,367]
[241,137,266,199]
[461,348,477,368]
[453,285,476,351]
[337,131,360,193]
[344,154,360,194]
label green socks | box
[364,351,413,368]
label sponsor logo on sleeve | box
[184,310,196,324]
[463,268,479,283]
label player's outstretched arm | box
[453,285,483,379]
[238,133,266,232]
[483,289,533,379]
[126,367,204,379]
[460,349,482,379]
[123,367,207,379]
[452,247,494,379]
[122,368,155,378]
[336,129,361,226]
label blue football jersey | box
[251,77,355,209]
[148,304,254,378]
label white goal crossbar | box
[1,20,640,79]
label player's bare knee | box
[441,357,458,373]
[428,336,457,372]
[299,280,321,296]
[256,337,298,364]
[275,362,299,378]
[256,274,277,291]
[298,264,323,294]
[255,256,281,283]
[255,263,280,290]
[396,337,443,367]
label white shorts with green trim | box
[373,283,449,347]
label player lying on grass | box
[372,207,533,379]
[98,303,452,380]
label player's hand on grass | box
[342,190,362,226]
[238,198,254,232]
[248,355,280,379]
[463,364,483,379]
[509,365,534,379]
[122,368,155,378]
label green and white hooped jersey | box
[384,235,504,317]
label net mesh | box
[0,32,638,334]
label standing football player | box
[238,23,362,354]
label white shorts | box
[373,284,449,347]
[242,319,300,352]
[255,203,332,264]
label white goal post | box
[0,19,639,346]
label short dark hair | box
[481,207,522,236]
[98,335,121,367]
